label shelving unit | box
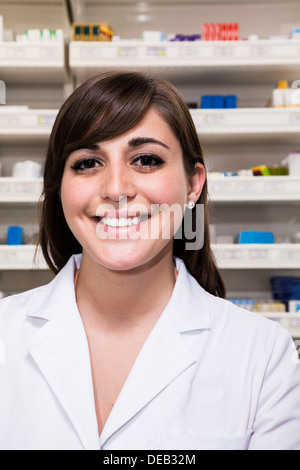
[212,244,300,269]
[192,108,300,145]
[70,38,300,83]
[1,0,300,337]
[0,0,69,295]
[0,245,47,270]
[208,175,300,202]
[0,107,58,142]
[0,41,69,83]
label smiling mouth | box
[92,214,150,228]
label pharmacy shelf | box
[1,107,299,145]
[0,42,69,84]
[0,107,58,143]
[0,245,48,270]
[191,108,300,145]
[2,244,299,271]
[212,243,300,269]
[69,39,300,84]
[0,178,43,203]
[208,176,300,202]
[3,176,300,205]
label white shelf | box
[2,176,299,204]
[191,108,300,144]
[0,178,43,203]
[0,245,48,270]
[1,107,299,145]
[0,108,58,142]
[1,244,299,271]
[208,176,300,202]
[212,243,300,269]
[0,41,69,84]
[69,39,300,83]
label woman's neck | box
[75,250,177,334]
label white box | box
[289,300,300,313]
[282,152,300,175]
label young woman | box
[0,72,299,450]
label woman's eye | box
[133,155,164,168]
[71,158,102,171]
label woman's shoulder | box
[198,284,289,349]
[0,255,79,325]
[175,257,284,342]
[0,284,48,321]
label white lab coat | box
[0,254,300,450]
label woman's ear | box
[187,162,206,203]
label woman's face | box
[61,108,205,271]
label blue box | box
[225,95,237,109]
[7,226,23,245]
[271,276,300,308]
[212,95,225,109]
[237,231,274,244]
[201,95,213,109]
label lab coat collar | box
[99,257,212,447]
[26,255,212,450]
[26,255,100,450]
[27,255,212,332]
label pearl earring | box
[187,200,195,209]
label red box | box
[215,23,222,41]
[202,23,210,41]
[209,23,216,41]
[233,23,239,40]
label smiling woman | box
[0,72,300,451]
[39,71,225,297]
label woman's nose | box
[99,165,137,202]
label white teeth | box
[99,216,148,227]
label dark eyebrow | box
[69,138,170,155]
[128,137,170,150]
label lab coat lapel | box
[100,312,196,448]
[100,257,211,448]
[26,257,99,450]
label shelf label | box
[180,47,198,57]
[39,47,59,59]
[146,47,166,57]
[0,183,10,193]
[214,46,234,57]
[237,182,256,192]
[118,47,138,57]
[223,249,243,259]
[290,113,300,123]
[249,249,268,259]
[251,45,270,57]
[281,250,300,259]
[265,182,284,191]
[0,115,20,126]
[205,114,225,125]
[6,47,26,59]
[80,47,102,58]
[15,183,38,195]
[37,115,57,126]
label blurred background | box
[1,0,300,339]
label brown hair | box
[38,71,225,298]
